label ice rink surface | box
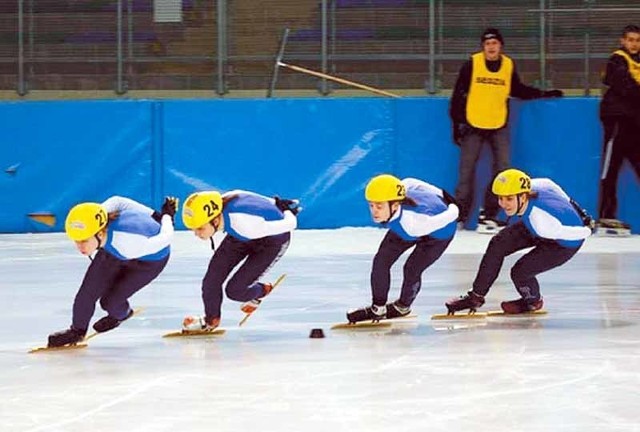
[1,228,639,432]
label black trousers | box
[72,249,169,331]
[371,230,452,307]
[598,116,640,220]
[472,222,580,300]
[455,127,510,223]
[202,232,290,321]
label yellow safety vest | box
[466,52,513,129]
[613,49,640,86]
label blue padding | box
[162,98,395,229]
[0,100,154,232]
[394,98,459,193]
[1,97,638,233]
[510,98,603,214]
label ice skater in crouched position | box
[446,169,592,315]
[48,196,176,347]
[347,174,459,323]
[181,190,299,331]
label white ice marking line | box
[23,376,169,432]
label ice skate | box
[92,308,134,333]
[445,291,485,314]
[595,219,631,237]
[47,327,86,348]
[238,274,287,327]
[334,303,418,329]
[182,316,221,332]
[500,297,544,314]
[346,304,386,323]
[240,282,274,314]
[161,316,224,338]
[385,300,411,319]
[476,211,506,235]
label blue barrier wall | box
[0,100,155,232]
[0,97,638,233]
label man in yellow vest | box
[596,24,640,237]
[450,28,563,234]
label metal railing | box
[2,0,639,96]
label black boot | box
[48,327,86,348]
[93,309,134,333]
[445,291,485,314]
[346,304,386,323]
[385,300,411,319]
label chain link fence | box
[1,0,638,95]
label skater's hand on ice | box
[274,196,301,216]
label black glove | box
[452,122,471,146]
[161,196,179,221]
[441,189,458,206]
[152,197,179,223]
[542,89,563,98]
[274,196,301,216]
[570,199,595,231]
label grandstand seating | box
[0,0,635,92]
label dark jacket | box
[599,49,640,123]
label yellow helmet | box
[65,202,108,241]
[365,174,406,202]
[492,169,532,196]
[182,191,223,229]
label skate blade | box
[594,227,631,237]
[162,328,226,338]
[431,312,488,320]
[238,273,286,327]
[486,310,548,317]
[331,321,392,330]
[29,344,88,354]
[331,314,417,330]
